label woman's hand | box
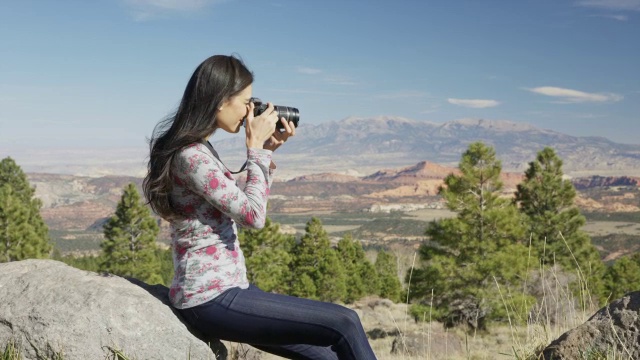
[245,102,279,149]
[263,117,296,152]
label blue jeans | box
[177,285,378,360]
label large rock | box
[542,291,640,359]
[0,259,221,360]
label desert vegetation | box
[2,141,640,359]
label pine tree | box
[290,217,347,301]
[375,250,403,303]
[54,252,101,273]
[410,142,531,328]
[289,273,316,299]
[240,218,295,294]
[0,157,51,262]
[360,255,380,296]
[156,247,175,287]
[100,183,162,284]
[316,250,348,302]
[515,147,605,302]
[337,233,379,303]
[0,157,38,200]
[603,255,640,301]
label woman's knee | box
[332,306,363,334]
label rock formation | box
[542,291,640,359]
[572,175,639,190]
[0,259,223,360]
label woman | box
[143,55,377,360]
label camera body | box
[251,97,300,130]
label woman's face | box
[216,85,252,134]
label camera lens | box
[273,106,299,130]
[251,98,300,130]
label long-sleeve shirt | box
[167,143,273,309]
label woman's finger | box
[277,117,290,133]
[266,135,283,150]
[247,102,255,120]
[288,121,296,137]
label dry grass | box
[251,299,595,360]
[254,232,616,360]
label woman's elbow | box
[242,210,266,229]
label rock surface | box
[542,291,640,359]
[0,259,219,360]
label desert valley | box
[17,117,640,265]
[7,117,640,360]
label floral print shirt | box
[168,143,273,309]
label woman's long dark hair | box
[143,55,253,220]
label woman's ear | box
[217,98,229,111]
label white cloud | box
[598,13,630,20]
[123,0,225,20]
[376,91,431,100]
[296,67,322,75]
[527,86,623,103]
[588,13,630,20]
[292,67,355,85]
[269,88,359,96]
[420,104,441,114]
[572,113,606,119]
[323,76,356,86]
[447,98,500,108]
[127,0,212,10]
[576,0,640,11]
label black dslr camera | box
[251,97,300,130]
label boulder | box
[0,259,223,360]
[365,327,400,340]
[542,291,640,359]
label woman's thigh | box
[179,285,359,347]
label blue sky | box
[1,0,639,151]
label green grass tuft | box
[1,339,21,360]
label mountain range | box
[213,117,640,179]
[5,117,640,178]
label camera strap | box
[201,140,247,174]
